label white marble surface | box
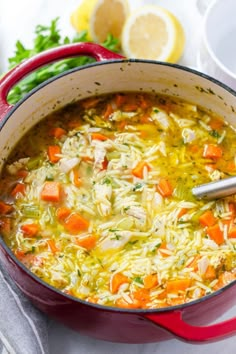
[0,0,235,353]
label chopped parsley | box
[209,130,221,138]
[133,276,144,284]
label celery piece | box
[191,210,204,224]
[174,180,195,201]
[21,205,40,218]
[26,156,42,170]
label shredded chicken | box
[99,230,132,251]
[93,183,112,216]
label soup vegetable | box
[0,92,236,309]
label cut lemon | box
[89,0,130,43]
[121,5,185,63]
[70,0,98,40]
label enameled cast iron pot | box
[0,43,236,344]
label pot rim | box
[1,58,236,129]
[1,58,236,314]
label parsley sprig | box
[7,18,120,104]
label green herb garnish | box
[209,130,221,138]
[133,182,144,191]
[6,18,120,104]
[133,276,144,284]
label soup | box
[0,92,236,309]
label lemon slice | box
[89,0,130,43]
[70,0,98,40]
[121,5,185,63]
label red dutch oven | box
[0,43,236,344]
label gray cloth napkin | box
[0,263,49,354]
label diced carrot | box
[47,239,59,254]
[0,200,13,215]
[101,157,108,170]
[86,296,98,304]
[123,103,139,112]
[143,274,158,289]
[76,234,96,250]
[189,144,199,153]
[158,289,167,300]
[157,178,173,197]
[221,218,232,230]
[214,271,236,290]
[203,144,223,159]
[133,288,150,302]
[49,127,66,139]
[187,255,201,271]
[91,132,108,141]
[67,120,81,129]
[64,289,75,296]
[21,223,39,237]
[139,95,150,110]
[140,113,151,124]
[11,183,26,197]
[166,279,191,294]
[229,202,236,217]
[15,249,25,261]
[103,104,113,120]
[72,168,82,187]
[82,97,100,109]
[209,118,224,130]
[206,223,224,245]
[199,210,216,227]
[110,272,129,294]
[64,212,89,234]
[225,161,236,172]
[132,161,151,179]
[47,145,61,163]
[116,297,141,309]
[41,181,61,203]
[118,120,128,130]
[158,242,171,258]
[177,208,188,219]
[228,226,236,238]
[56,206,71,222]
[204,265,216,280]
[115,94,127,108]
[17,169,28,178]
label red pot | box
[0,43,236,343]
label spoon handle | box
[192,176,236,200]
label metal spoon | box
[192,176,236,200]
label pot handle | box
[0,42,124,121]
[145,310,236,342]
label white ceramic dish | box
[197,0,236,90]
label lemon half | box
[70,0,98,40]
[121,5,185,63]
[90,0,130,43]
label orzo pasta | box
[0,92,236,309]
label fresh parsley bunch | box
[7,18,120,104]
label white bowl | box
[197,0,236,90]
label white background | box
[0,0,235,353]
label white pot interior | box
[0,60,236,171]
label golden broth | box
[0,92,236,309]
